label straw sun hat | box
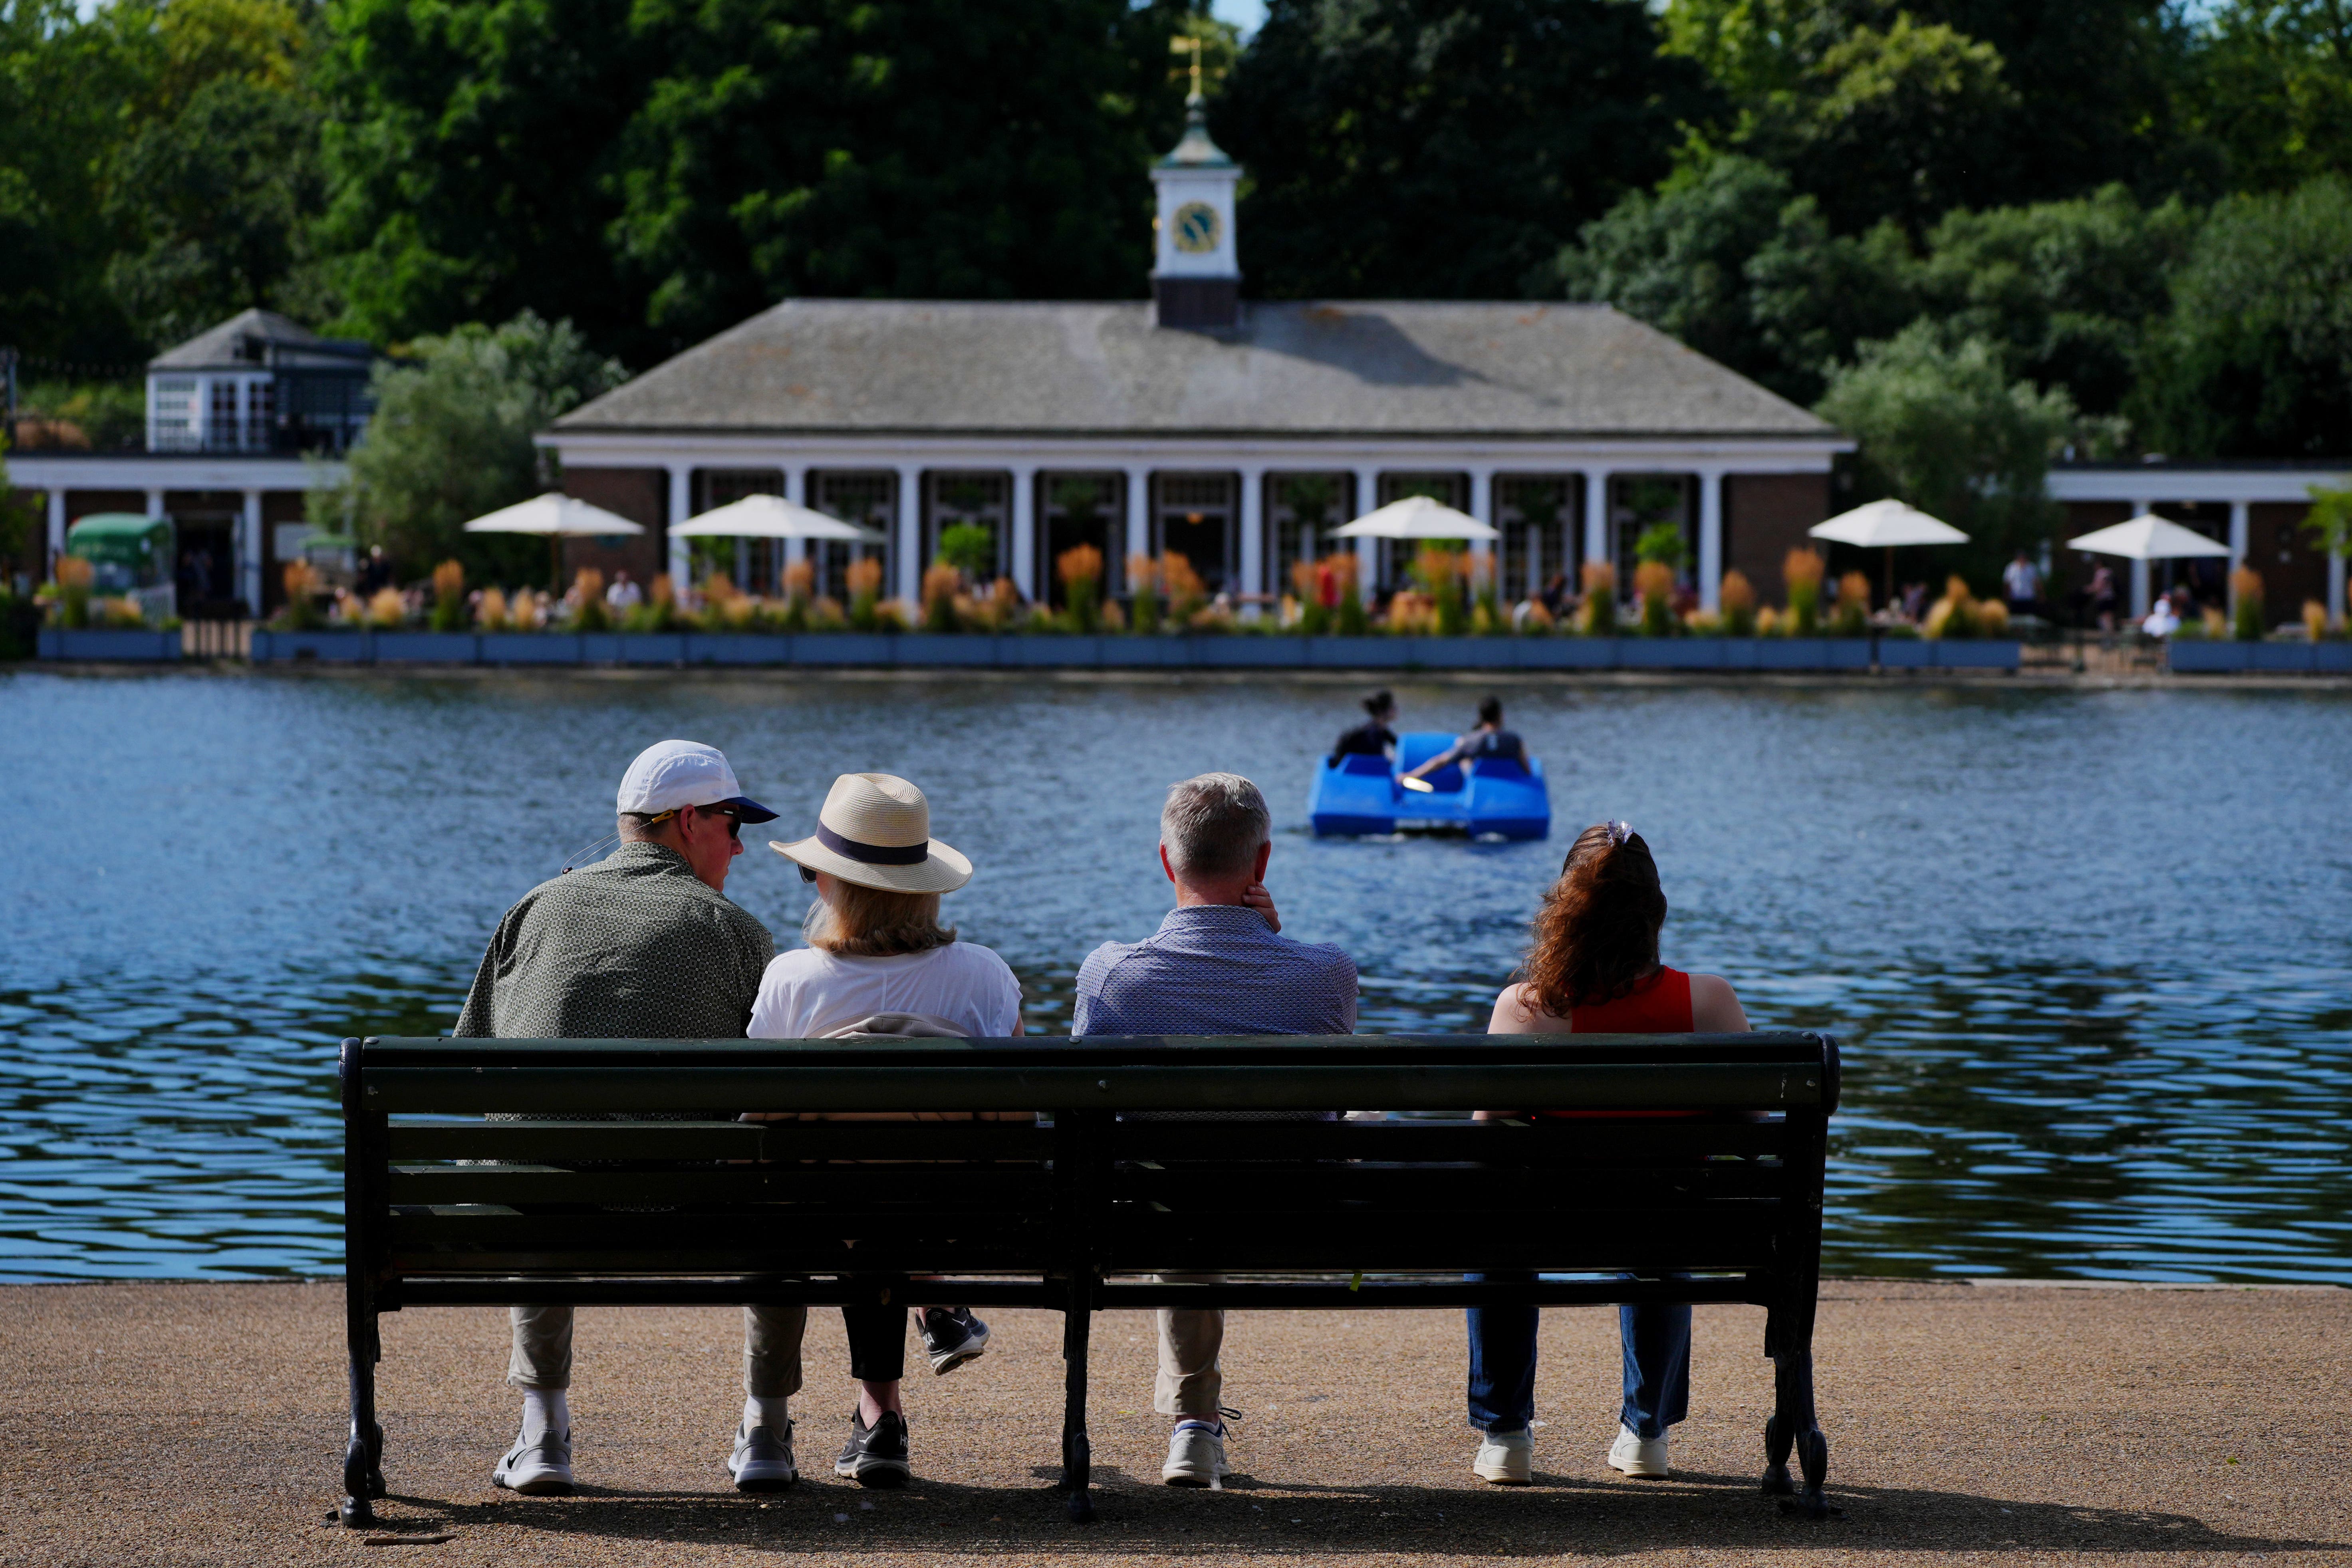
[769,772,972,894]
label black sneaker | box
[835,1410,912,1487]
[918,1306,991,1375]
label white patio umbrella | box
[462,492,646,588]
[668,492,888,544]
[1810,498,1970,599]
[1329,494,1500,542]
[2064,514,2231,562]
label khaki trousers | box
[1154,1271,1225,1417]
[507,1303,808,1399]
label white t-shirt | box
[748,941,1022,1040]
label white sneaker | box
[1474,1428,1532,1484]
[1607,1422,1669,1478]
[1161,1421,1229,1487]
[492,1428,574,1495]
[728,1420,798,1492]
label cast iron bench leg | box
[1763,1350,1832,1518]
[340,1312,385,1526]
[1061,1270,1095,1522]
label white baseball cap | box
[615,740,778,822]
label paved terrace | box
[5,1279,2345,1566]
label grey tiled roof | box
[553,301,1836,442]
[149,308,372,372]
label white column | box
[2227,498,2251,620]
[1010,462,1038,599]
[1582,470,1610,570]
[2129,498,2153,616]
[1352,464,1380,593]
[46,488,66,575]
[2330,547,2346,626]
[781,467,806,568]
[666,465,692,586]
[1467,467,1494,598]
[1120,466,1148,597]
[1238,465,1265,611]
[1697,468,1724,612]
[895,464,923,605]
[144,487,165,520]
[240,490,264,613]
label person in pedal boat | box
[1401,695,1530,790]
[1328,689,1399,764]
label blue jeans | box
[1465,1272,1691,1439]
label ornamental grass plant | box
[1923,575,1978,639]
[1832,571,1871,637]
[367,588,408,628]
[1719,569,1757,635]
[572,568,610,631]
[276,560,325,630]
[1783,548,1824,635]
[1126,553,1161,633]
[1057,543,1104,631]
[2231,566,2265,640]
[1411,543,1469,635]
[844,558,883,630]
[1161,551,1207,623]
[1289,559,1329,635]
[430,560,466,631]
[2306,599,2331,640]
[54,555,94,629]
[921,562,961,633]
[476,586,509,631]
[1633,559,1677,636]
[1579,560,1617,635]
[1384,589,1436,634]
[624,573,684,632]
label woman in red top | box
[1467,822,1750,1487]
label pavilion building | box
[540,101,1852,613]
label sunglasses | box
[646,805,742,842]
[798,863,817,884]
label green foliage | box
[2183,0,2352,193]
[2132,179,2352,457]
[323,312,623,582]
[16,380,147,450]
[935,523,996,579]
[1217,0,1713,298]
[1634,521,1688,568]
[1816,324,2072,570]
[2304,483,2352,557]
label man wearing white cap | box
[454,740,798,1497]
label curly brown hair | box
[1519,823,1667,1019]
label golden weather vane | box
[1170,33,1205,98]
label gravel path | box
[3,1279,2345,1566]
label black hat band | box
[816,822,929,866]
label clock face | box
[1172,201,1221,255]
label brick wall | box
[1723,473,1828,599]
[560,468,666,590]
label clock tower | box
[1151,92,1241,329]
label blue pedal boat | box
[1308,730,1551,839]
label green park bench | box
[336,1030,1841,1526]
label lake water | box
[1,670,2346,1285]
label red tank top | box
[1538,967,1694,1119]
[1567,967,1692,1033]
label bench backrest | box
[346,1032,1837,1301]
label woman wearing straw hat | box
[748,772,1024,1489]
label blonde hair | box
[804,879,957,957]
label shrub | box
[1126,553,1161,633]
[1385,589,1436,634]
[625,573,683,632]
[1923,575,1978,639]
[1719,570,1757,636]
[807,595,848,631]
[476,587,510,631]
[430,560,466,631]
[367,588,408,628]
[2202,605,2226,639]
[1634,559,1677,636]
[1756,604,1783,637]
[1634,520,1687,568]
[1057,543,1103,632]
[1580,560,1618,635]
[2231,566,2264,641]
[873,596,913,632]
[1289,559,1329,635]
[1413,543,1469,635]
[1784,548,1824,634]
[1975,597,2011,636]
[936,522,995,581]
[2306,599,2331,641]
[1685,608,1723,635]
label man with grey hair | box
[1074,771,1358,1486]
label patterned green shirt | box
[453,841,776,1040]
